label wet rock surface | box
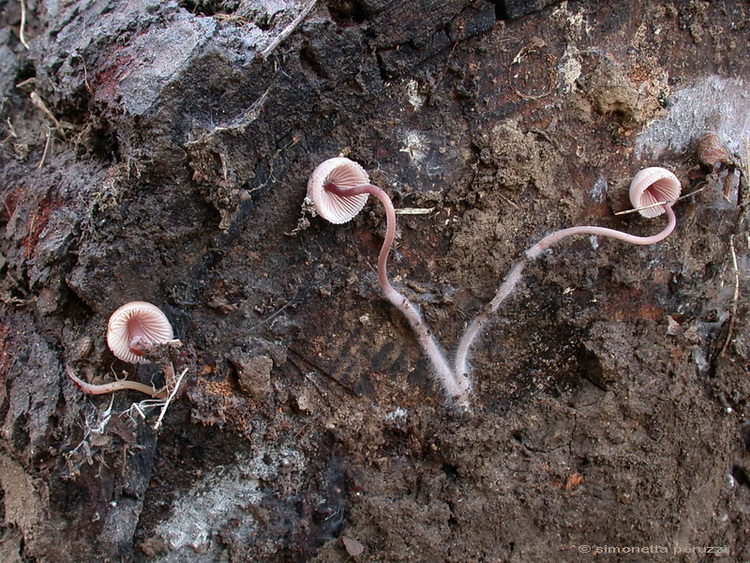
[1,0,749,561]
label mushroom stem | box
[324,182,470,405]
[453,205,677,379]
[454,259,526,381]
[66,365,168,399]
[525,205,677,259]
[129,335,148,356]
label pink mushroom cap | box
[106,301,174,364]
[629,167,682,218]
[307,157,370,224]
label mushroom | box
[106,301,175,364]
[526,166,680,258]
[308,157,470,407]
[67,301,182,399]
[307,157,370,224]
[628,167,681,218]
[454,167,682,381]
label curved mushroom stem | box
[325,182,470,406]
[453,205,677,380]
[525,205,677,259]
[454,259,526,382]
[66,365,168,399]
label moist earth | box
[0,0,749,561]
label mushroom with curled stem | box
[307,157,470,407]
[453,167,682,382]
[67,301,182,398]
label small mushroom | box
[307,157,469,407]
[629,167,682,218]
[526,167,681,259]
[307,157,370,224]
[456,167,682,384]
[107,301,175,364]
[67,301,182,399]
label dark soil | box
[1,0,749,561]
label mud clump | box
[576,56,667,128]
[477,120,562,193]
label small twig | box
[2,118,18,144]
[434,17,466,86]
[213,87,271,133]
[74,54,93,94]
[19,0,30,50]
[153,366,188,430]
[248,134,301,194]
[497,192,521,210]
[30,92,63,130]
[37,130,51,168]
[16,77,35,89]
[288,346,359,397]
[248,295,297,333]
[614,200,670,216]
[260,0,317,59]
[614,184,710,216]
[395,207,435,215]
[214,13,251,25]
[718,235,740,358]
